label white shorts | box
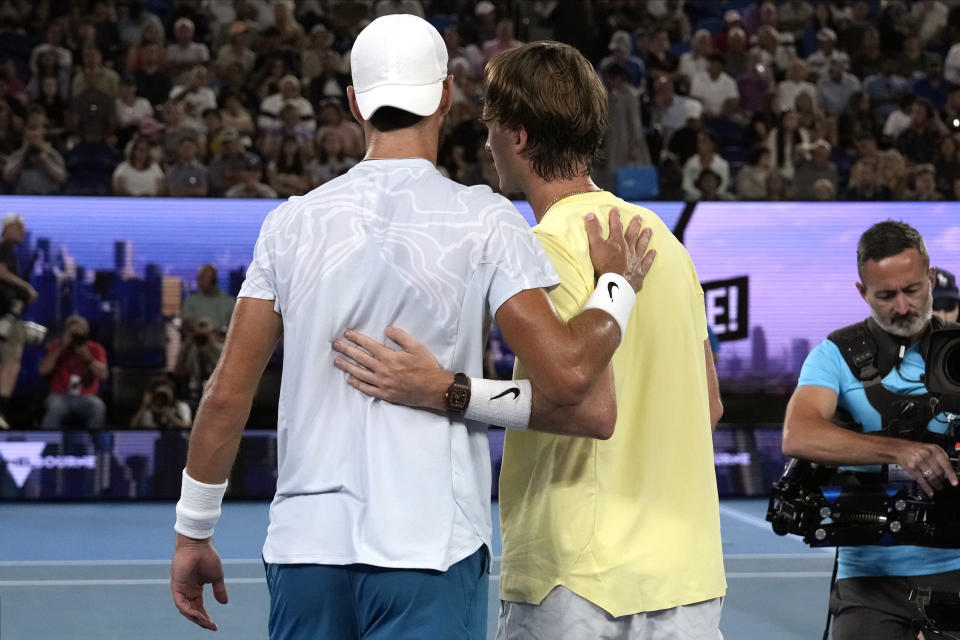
[497,585,724,640]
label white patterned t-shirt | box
[239,158,560,570]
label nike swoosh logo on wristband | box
[608,281,619,301]
[491,388,520,401]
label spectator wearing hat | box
[793,139,837,199]
[133,43,171,107]
[932,268,960,323]
[678,29,713,82]
[166,18,209,86]
[225,153,276,198]
[164,134,209,197]
[215,21,255,75]
[112,135,163,196]
[806,28,849,81]
[712,10,743,52]
[481,18,522,67]
[208,127,247,196]
[689,53,740,119]
[473,0,498,44]
[598,30,646,89]
[2,123,67,195]
[817,60,861,117]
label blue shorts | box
[265,546,489,640]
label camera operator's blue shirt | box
[798,338,960,580]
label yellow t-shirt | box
[499,192,726,617]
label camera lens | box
[944,340,960,387]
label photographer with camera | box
[130,376,191,429]
[781,220,960,639]
[0,213,38,429]
[38,315,108,429]
[174,316,222,412]
[1,123,67,195]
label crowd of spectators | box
[1,0,960,204]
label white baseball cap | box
[350,14,448,121]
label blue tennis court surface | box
[0,499,833,639]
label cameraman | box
[1,123,67,195]
[782,221,960,639]
[38,315,108,429]
[130,377,191,429]
[0,214,38,428]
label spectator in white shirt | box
[689,53,740,118]
[30,22,72,76]
[258,75,316,136]
[116,74,154,135]
[909,0,947,45]
[682,131,730,199]
[165,18,210,85]
[112,136,164,196]
[777,59,816,111]
[679,29,713,81]
[169,66,218,132]
[944,40,960,86]
[805,28,849,81]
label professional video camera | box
[766,328,960,549]
[0,298,47,346]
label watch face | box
[448,387,469,409]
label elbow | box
[710,398,724,429]
[551,366,593,407]
[780,424,802,458]
[592,405,617,440]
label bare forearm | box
[528,367,617,439]
[38,347,63,375]
[184,385,253,483]
[782,415,903,466]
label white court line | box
[0,553,835,567]
[0,572,834,587]
[0,559,261,567]
[0,578,266,587]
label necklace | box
[542,185,601,214]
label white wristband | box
[464,378,532,430]
[582,273,636,344]
[174,469,228,540]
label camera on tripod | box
[0,298,47,346]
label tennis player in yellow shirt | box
[333,41,726,639]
